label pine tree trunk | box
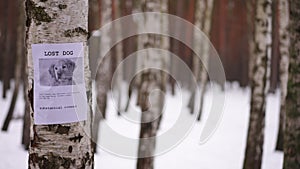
[26,0,94,168]
[243,1,272,169]
[275,0,289,152]
[137,1,167,168]
[283,1,300,168]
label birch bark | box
[26,0,94,168]
[243,0,272,169]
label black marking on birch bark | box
[80,152,92,169]
[64,27,88,37]
[26,0,52,26]
[29,152,74,169]
[40,0,48,2]
[68,146,73,153]
[58,4,67,10]
[55,125,71,135]
[69,134,83,142]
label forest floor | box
[0,82,283,169]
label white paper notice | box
[32,43,87,125]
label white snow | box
[0,82,283,169]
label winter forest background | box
[0,0,299,169]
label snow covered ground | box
[0,82,283,169]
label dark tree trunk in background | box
[275,0,289,152]
[269,0,280,93]
[243,0,272,169]
[0,0,6,81]
[93,0,111,153]
[283,1,300,168]
[88,0,101,153]
[1,0,23,132]
[2,0,10,98]
[88,0,101,32]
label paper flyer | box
[32,43,87,125]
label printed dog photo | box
[48,59,76,86]
[39,58,82,86]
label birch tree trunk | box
[197,0,214,121]
[243,0,272,169]
[188,0,206,115]
[188,0,214,120]
[136,0,167,168]
[26,0,94,168]
[275,0,289,151]
[283,0,300,168]
[92,0,111,153]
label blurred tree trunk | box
[21,0,30,149]
[111,0,124,115]
[197,0,214,121]
[0,1,7,83]
[269,0,280,93]
[88,0,101,153]
[188,0,214,120]
[243,0,272,169]
[88,0,101,32]
[188,0,206,115]
[247,0,256,83]
[1,0,24,132]
[123,0,139,112]
[136,0,167,168]
[283,0,300,168]
[275,0,289,152]
[93,0,111,153]
[26,0,94,168]
[2,0,12,99]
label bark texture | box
[283,1,300,168]
[243,0,272,169]
[276,0,289,151]
[26,0,94,168]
